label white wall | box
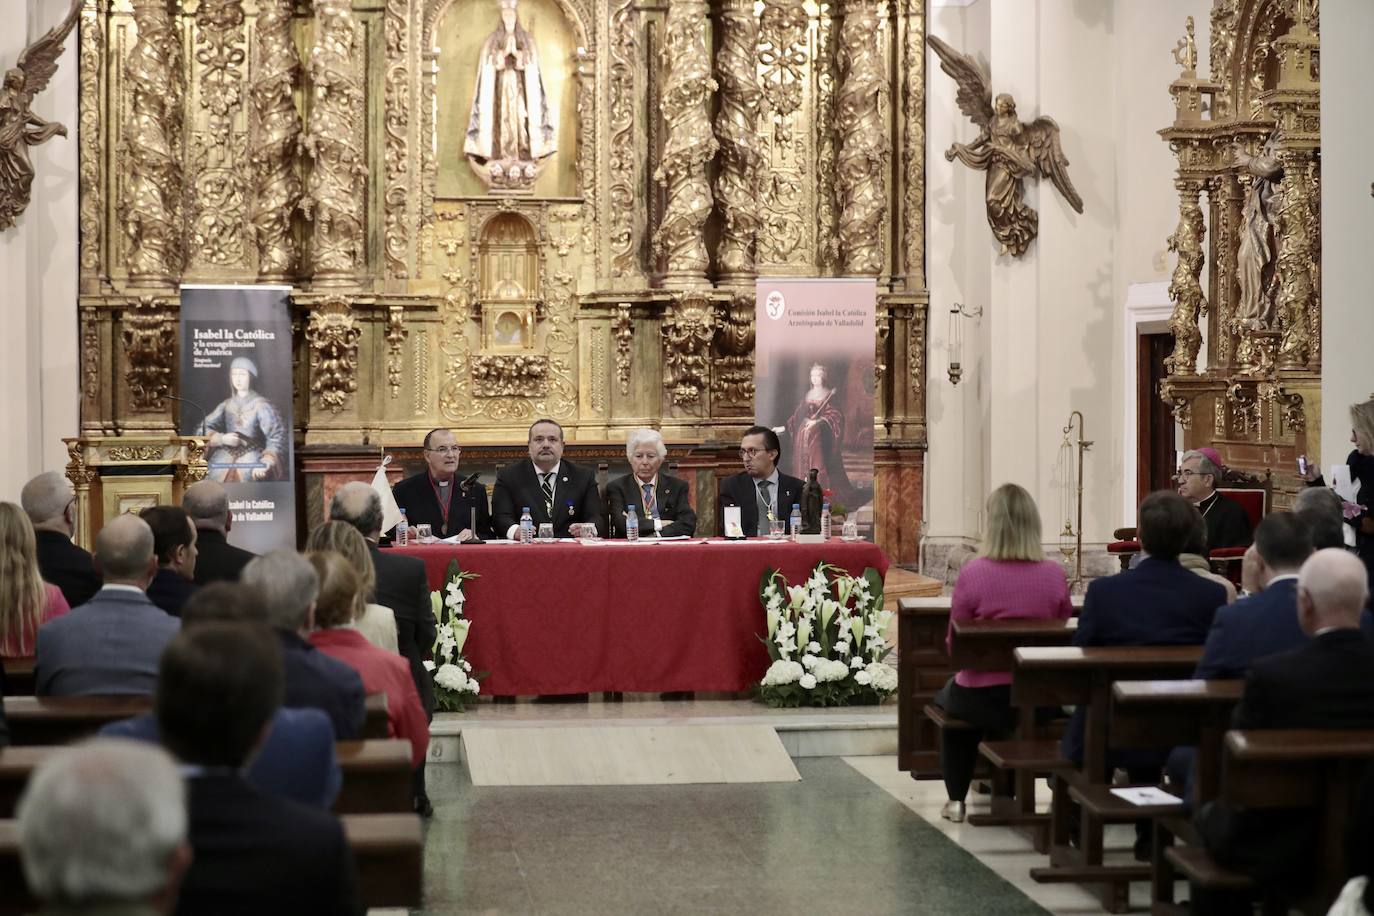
[1320,0,1374,470]
[0,0,81,500]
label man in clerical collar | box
[391,428,493,541]
[1177,447,1253,551]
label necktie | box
[756,480,772,537]
[540,473,554,518]
[642,482,657,519]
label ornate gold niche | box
[1157,0,1320,507]
[73,0,931,562]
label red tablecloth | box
[388,539,889,696]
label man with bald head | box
[183,479,256,585]
[34,514,181,696]
[21,470,101,608]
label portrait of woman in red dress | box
[773,362,870,509]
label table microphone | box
[458,473,485,544]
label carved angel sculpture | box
[0,0,81,232]
[927,35,1084,257]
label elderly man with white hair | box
[17,739,191,915]
[20,470,102,607]
[604,428,697,538]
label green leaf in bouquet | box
[758,566,779,609]
[862,566,885,610]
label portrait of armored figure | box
[464,0,557,188]
[203,357,288,483]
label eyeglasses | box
[425,446,461,456]
[739,448,771,458]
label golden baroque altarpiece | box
[1158,0,1321,503]
[73,0,929,559]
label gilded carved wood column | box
[1164,176,1207,378]
[834,0,887,277]
[713,0,765,284]
[249,0,303,281]
[652,0,717,288]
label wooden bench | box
[0,812,423,914]
[1,657,35,697]
[6,693,391,745]
[0,739,413,819]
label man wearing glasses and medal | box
[391,428,494,541]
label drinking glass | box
[841,518,859,541]
[570,522,598,540]
[414,523,433,544]
[768,519,786,540]
[537,522,555,543]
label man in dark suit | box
[492,418,605,539]
[184,479,256,585]
[141,505,200,616]
[35,514,181,696]
[21,470,101,608]
[390,427,494,540]
[719,426,805,537]
[330,480,437,815]
[1195,548,1374,906]
[1178,448,1253,551]
[158,622,362,915]
[241,549,365,740]
[605,427,697,538]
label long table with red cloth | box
[388,539,888,697]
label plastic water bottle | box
[519,507,534,544]
[625,507,640,541]
[395,509,409,547]
[821,501,832,540]
[790,503,802,541]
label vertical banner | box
[755,278,877,538]
[179,285,296,553]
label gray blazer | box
[35,587,181,696]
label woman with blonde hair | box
[932,483,1073,822]
[0,502,70,657]
[305,521,398,653]
[1303,397,1374,588]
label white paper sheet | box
[1109,786,1183,807]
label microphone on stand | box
[458,471,482,494]
[458,472,485,544]
[163,394,209,436]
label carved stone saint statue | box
[464,0,557,191]
[800,469,824,536]
[927,35,1084,257]
[1233,135,1284,330]
[0,0,81,232]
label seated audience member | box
[1293,484,1348,551]
[1302,399,1374,591]
[1195,548,1374,904]
[35,514,179,696]
[1178,508,1238,603]
[102,582,341,810]
[605,427,698,538]
[183,479,256,585]
[307,552,429,782]
[720,426,805,538]
[21,470,101,607]
[1177,448,1254,551]
[932,483,1072,823]
[140,506,199,616]
[306,521,398,653]
[157,623,363,915]
[16,740,191,916]
[0,502,70,657]
[390,427,494,541]
[491,418,606,541]
[241,550,365,739]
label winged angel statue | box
[927,35,1083,257]
[0,0,82,232]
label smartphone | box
[1297,455,1309,476]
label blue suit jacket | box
[1194,577,1306,680]
[35,588,180,696]
[279,631,366,740]
[102,707,341,810]
[1061,557,1226,765]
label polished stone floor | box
[416,757,1052,915]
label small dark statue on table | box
[799,469,824,535]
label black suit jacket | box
[177,772,362,916]
[193,528,256,586]
[491,459,605,539]
[391,471,495,540]
[34,529,101,609]
[719,471,805,537]
[146,568,198,617]
[279,631,366,739]
[1200,490,1254,551]
[604,473,697,538]
[368,544,437,715]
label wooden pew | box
[6,693,390,745]
[1007,645,1203,913]
[1,657,35,697]
[0,739,414,819]
[0,812,423,914]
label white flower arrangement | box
[428,559,482,711]
[756,562,893,708]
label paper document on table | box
[655,535,692,541]
[1109,786,1182,807]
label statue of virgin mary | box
[464,0,557,187]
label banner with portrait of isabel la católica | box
[755,278,877,538]
[179,285,296,553]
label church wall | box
[1319,0,1374,471]
[0,0,80,499]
